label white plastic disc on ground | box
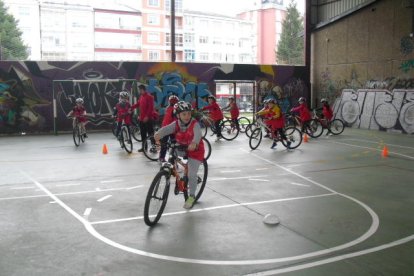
[263,213,280,225]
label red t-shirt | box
[202,102,223,121]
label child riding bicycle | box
[154,101,205,209]
[114,91,132,140]
[67,98,87,138]
[201,95,224,141]
[222,96,240,130]
[256,98,290,149]
[290,97,312,133]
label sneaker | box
[270,141,277,149]
[286,141,291,148]
[137,148,144,152]
[83,133,88,138]
[183,196,195,209]
[215,136,222,142]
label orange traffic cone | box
[381,146,388,158]
[303,133,309,143]
[102,144,108,154]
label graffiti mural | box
[0,61,309,134]
[333,89,414,134]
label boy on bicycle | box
[256,98,290,149]
[154,101,205,209]
[222,96,240,130]
[290,97,312,133]
[158,95,179,162]
[319,98,334,135]
[114,91,132,141]
[201,95,223,141]
[67,98,87,138]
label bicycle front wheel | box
[183,159,208,201]
[220,119,239,141]
[143,136,160,161]
[282,127,302,149]
[122,126,133,153]
[238,117,251,133]
[249,128,262,150]
[329,119,345,135]
[144,170,171,226]
[306,119,323,138]
[202,137,212,160]
[73,126,80,147]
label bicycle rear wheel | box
[122,126,133,153]
[79,125,85,143]
[282,127,302,149]
[143,136,160,161]
[329,119,345,135]
[73,126,80,147]
[306,119,323,138]
[202,137,211,160]
[238,117,251,133]
[131,125,142,142]
[143,170,170,226]
[249,128,262,150]
[183,159,208,201]
[220,119,239,141]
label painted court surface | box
[0,128,413,276]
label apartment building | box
[3,0,286,64]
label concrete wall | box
[0,61,308,134]
[311,0,414,134]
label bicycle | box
[143,142,208,226]
[285,112,323,138]
[69,116,86,147]
[312,109,345,135]
[249,116,302,150]
[143,135,212,161]
[196,111,240,141]
[117,122,133,153]
[112,117,141,142]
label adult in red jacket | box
[201,95,224,141]
[132,84,155,152]
[290,97,312,133]
[159,95,179,162]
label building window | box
[184,33,194,45]
[213,53,222,61]
[148,32,160,43]
[166,33,183,46]
[148,14,159,25]
[199,36,208,44]
[185,50,195,62]
[148,0,159,7]
[149,50,160,60]
[213,37,221,45]
[199,52,209,61]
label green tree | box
[0,0,28,60]
[276,0,304,65]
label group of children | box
[68,92,334,209]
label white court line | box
[100,179,123,184]
[56,183,81,187]
[289,182,310,187]
[83,208,92,217]
[330,141,414,160]
[245,234,414,275]
[209,175,268,181]
[18,156,382,266]
[248,179,270,182]
[97,195,112,202]
[0,185,144,201]
[341,138,414,150]
[90,193,336,225]
[125,185,143,190]
[220,170,241,173]
[255,168,269,171]
[10,186,35,190]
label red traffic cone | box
[303,133,309,143]
[102,144,108,154]
[381,146,388,158]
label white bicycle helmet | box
[174,101,192,114]
[75,98,84,104]
[321,98,328,103]
[119,91,129,99]
[298,97,306,103]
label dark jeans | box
[214,120,222,137]
[139,120,154,148]
[159,134,174,160]
[274,128,287,140]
